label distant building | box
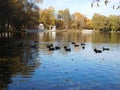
[39,24,44,30]
[52,26,56,31]
[49,26,56,31]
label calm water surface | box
[0,30,120,90]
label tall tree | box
[71,12,86,30]
[0,0,42,30]
[55,19,64,30]
[0,0,13,30]
[57,9,71,30]
[85,18,92,29]
[39,6,55,29]
[92,13,109,31]
[109,15,120,31]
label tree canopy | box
[0,0,119,31]
[0,0,42,31]
[39,6,55,29]
[92,13,120,31]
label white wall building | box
[39,24,44,30]
[49,26,56,31]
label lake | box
[0,30,120,90]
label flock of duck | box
[94,47,110,53]
[46,42,86,52]
[46,41,110,53]
[1,40,110,54]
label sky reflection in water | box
[0,30,120,90]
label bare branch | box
[105,0,108,5]
[91,3,93,7]
[91,0,120,10]
[97,3,99,7]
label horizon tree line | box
[92,13,120,31]
[0,0,119,31]
[38,6,92,30]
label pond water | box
[0,30,120,90]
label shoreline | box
[0,29,120,33]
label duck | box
[47,44,53,48]
[94,48,102,53]
[65,47,71,52]
[49,47,55,51]
[55,46,60,50]
[50,44,53,47]
[103,47,110,51]
[64,46,68,49]
[47,45,51,48]
[82,46,85,49]
[74,44,79,47]
[71,42,76,44]
[81,43,85,46]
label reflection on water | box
[0,30,120,90]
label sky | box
[38,0,120,19]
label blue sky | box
[38,0,120,19]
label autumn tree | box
[92,13,109,31]
[71,12,87,30]
[85,18,93,29]
[109,15,120,31]
[92,13,120,31]
[55,19,64,30]
[0,0,42,31]
[57,9,71,30]
[0,0,13,30]
[39,6,55,29]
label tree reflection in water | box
[0,30,120,90]
[0,37,41,89]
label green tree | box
[55,19,64,30]
[0,0,42,31]
[109,15,120,31]
[85,18,92,29]
[57,9,71,30]
[39,6,55,29]
[0,0,13,30]
[71,12,87,30]
[92,13,109,31]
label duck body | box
[94,48,102,53]
[103,47,110,51]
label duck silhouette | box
[81,43,85,46]
[55,46,60,50]
[65,47,71,52]
[103,47,110,51]
[49,47,55,51]
[71,42,76,44]
[64,46,68,49]
[94,48,102,53]
[47,44,53,48]
[74,44,79,47]
[82,46,85,49]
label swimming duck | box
[103,47,110,51]
[94,48,102,53]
